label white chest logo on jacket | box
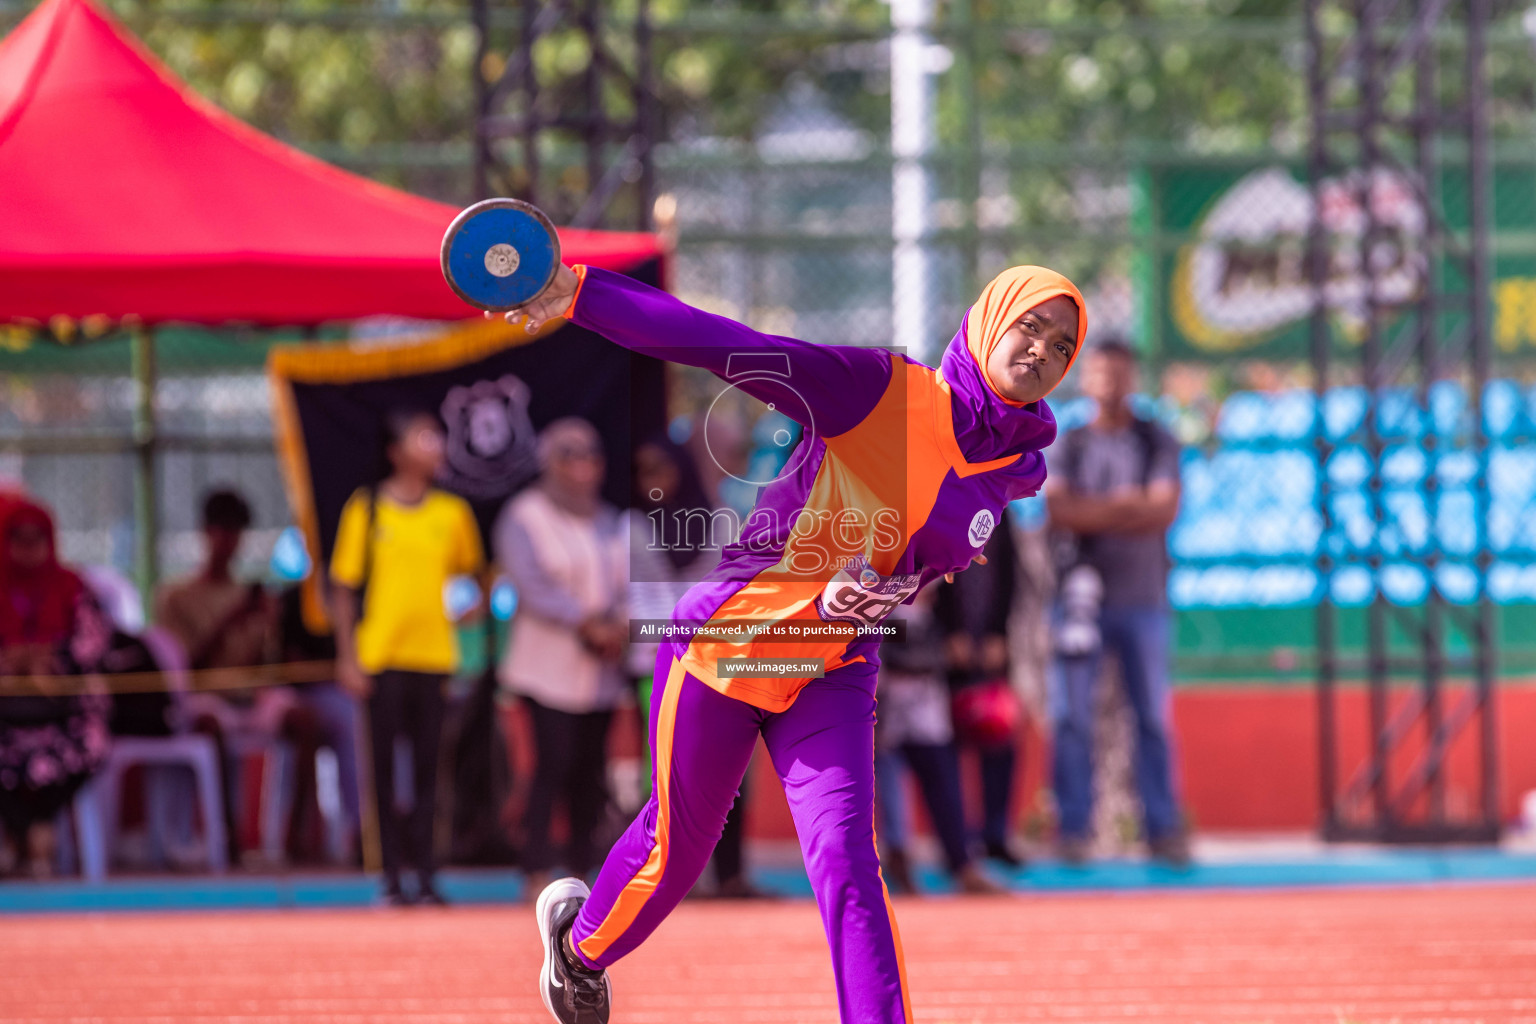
[968,509,996,548]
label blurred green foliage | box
[118,0,480,150]
[4,0,1528,209]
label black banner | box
[271,257,667,611]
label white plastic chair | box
[94,734,228,874]
[76,626,229,877]
[237,731,351,865]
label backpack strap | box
[1049,425,1089,574]
[351,484,378,604]
[1049,417,1160,573]
[1130,414,1161,487]
[1059,422,1087,483]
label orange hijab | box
[964,266,1088,406]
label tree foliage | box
[7,0,1530,208]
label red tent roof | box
[0,0,663,325]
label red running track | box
[5,883,1536,1023]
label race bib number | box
[815,556,922,627]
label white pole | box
[890,0,935,362]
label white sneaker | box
[535,877,612,1024]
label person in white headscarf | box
[497,418,627,892]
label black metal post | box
[635,0,655,232]
[1466,0,1499,835]
[1306,0,1339,838]
[957,0,981,301]
[1413,0,1447,826]
[520,0,540,206]
[472,0,490,199]
[1353,0,1395,833]
[579,0,602,202]
[131,325,158,605]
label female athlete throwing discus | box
[504,259,1085,1024]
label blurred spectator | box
[935,524,1026,868]
[875,588,1001,895]
[444,646,518,867]
[497,418,626,894]
[331,410,484,905]
[158,488,322,866]
[0,494,111,878]
[1003,503,1056,721]
[1045,339,1189,866]
[86,566,193,871]
[278,581,362,865]
[88,567,175,742]
[627,433,761,898]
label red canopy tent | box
[0,0,668,599]
[0,0,664,324]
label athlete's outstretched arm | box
[506,264,894,437]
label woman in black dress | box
[0,494,111,877]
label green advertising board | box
[1145,160,1536,362]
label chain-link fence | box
[0,366,284,589]
[4,0,1536,674]
[648,5,1536,678]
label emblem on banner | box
[439,374,539,499]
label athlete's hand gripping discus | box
[439,198,562,312]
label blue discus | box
[439,198,561,312]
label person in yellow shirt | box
[330,409,484,906]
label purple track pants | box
[569,643,913,1023]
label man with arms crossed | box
[1046,338,1188,866]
